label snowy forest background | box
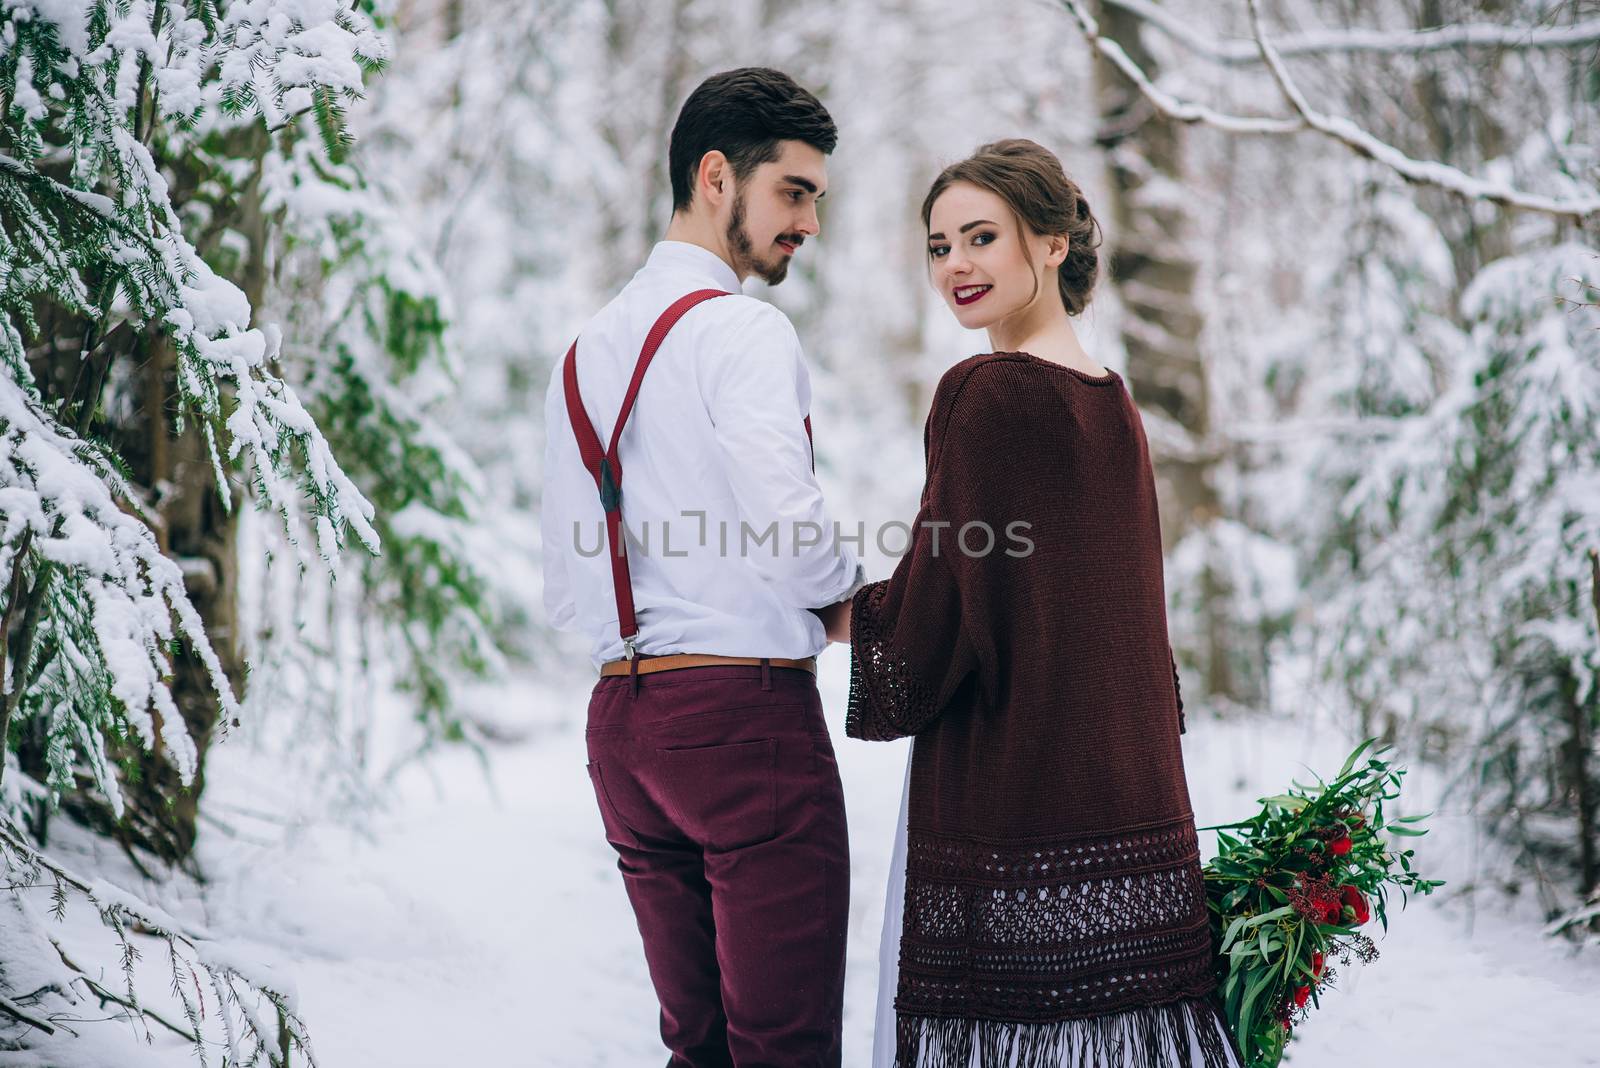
[3,0,1599,1064]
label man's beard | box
[727,191,793,286]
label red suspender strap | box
[562,289,730,658]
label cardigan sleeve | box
[845,364,1004,741]
[1170,644,1187,735]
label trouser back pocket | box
[653,737,778,852]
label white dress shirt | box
[541,241,865,669]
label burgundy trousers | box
[585,663,850,1067]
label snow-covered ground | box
[6,650,1600,1067]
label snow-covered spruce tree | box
[2,0,390,856]
[1306,242,1600,915]
[0,0,446,1058]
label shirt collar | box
[645,240,742,294]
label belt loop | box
[760,656,772,691]
[629,654,641,698]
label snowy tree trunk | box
[1409,0,1515,299]
[594,0,699,293]
[1090,0,1212,526]
[1579,550,1600,896]
[67,334,247,864]
[1091,0,1241,701]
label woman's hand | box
[810,598,852,643]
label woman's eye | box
[972,231,995,246]
[928,245,949,258]
[789,191,804,201]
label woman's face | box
[926,181,1060,332]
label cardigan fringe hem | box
[893,995,1241,1068]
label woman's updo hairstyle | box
[920,138,1102,316]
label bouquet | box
[1202,740,1444,1066]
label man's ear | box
[697,150,730,208]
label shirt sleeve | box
[845,364,1004,742]
[700,299,863,609]
[539,371,578,632]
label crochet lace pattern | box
[897,820,1217,1021]
[887,816,1229,1067]
[846,579,936,742]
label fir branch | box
[0,819,317,1066]
[0,991,56,1035]
[51,938,198,1045]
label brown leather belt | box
[599,653,817,678]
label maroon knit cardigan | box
[848,352,1233,1067]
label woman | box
[822,140,1241,1067]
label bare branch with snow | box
[1057,0,1300,135]
[1054,0,1600,224]
[1102,0,1600,62]
[1244,0,1600,223]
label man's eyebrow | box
[783,175,824,197]
[927,219,996,241]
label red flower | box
[1341,884,1370,925]
[1293,985,1311,1008]
[1282,1019,1293,1033]
[1322,901,1342,924]
[1330,836,1353,856]
[1311,951,1325,977]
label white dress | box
[871,740,914,1068]
[871,741,1242,1068]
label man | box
[541,68,862,1066]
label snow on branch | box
[0,376,239,807]
[1102,0,1600,62]
[1056,0,1301,135]
[3,0,387,560]
[0,818,317,1065]
[1055,0,1600,224]
[1244,0,1600,223]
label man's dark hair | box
[668,68,837,213]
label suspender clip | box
[599,457,621,512]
